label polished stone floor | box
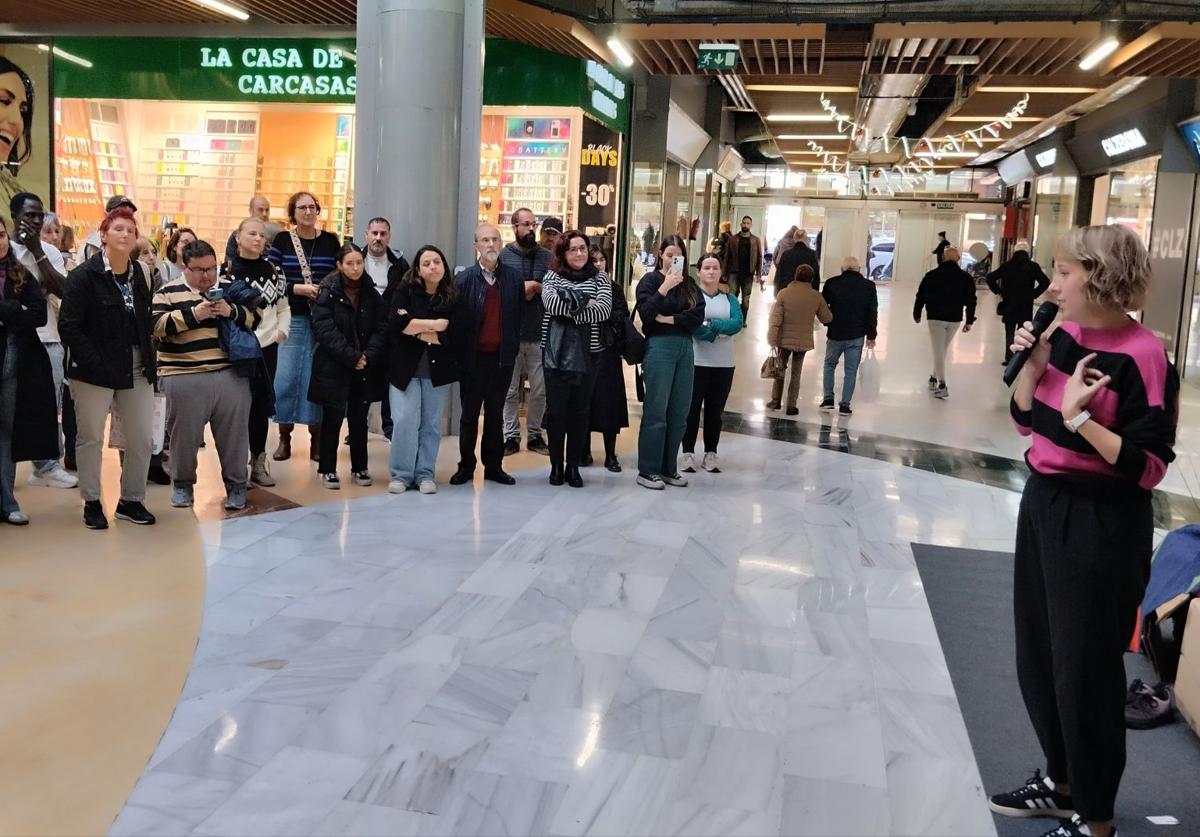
[110,432,1011,837]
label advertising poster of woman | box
[0,44,51,219]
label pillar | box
[354,0,484,268]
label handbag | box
[543,316,592,375]
[619,316,646,365]
[760,349,786,380]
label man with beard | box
[721,215,762,319]
[498,208,552,456]
[358,217,411,439]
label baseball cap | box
[541,217,563,234]
[106,195,138,213]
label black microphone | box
[1003,301,1058,386]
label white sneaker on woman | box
[28,465,78,489]
[419,480,437,495]
[701,452,721,473]
[388,480,407,494]
[680,452,696,473]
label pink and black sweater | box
[1011,319,1179,493]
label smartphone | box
[206,287,224,301]
[671,255,685,275]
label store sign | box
[578,118,622,237]
[584,60,628,129]
[1143,172,1195,362]
[1101,128,1147,157]
[52,37,358,104]
[697,44,740,71]
[931,201,956,210]
[1034,148,1058,168]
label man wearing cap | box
[82,196,138,261]
[498,209,555,456]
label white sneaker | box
[419,480,437,495]
[702,452,721,473]
[28,465,78,489]
[933,384,949,400]
[680,452,696,473]
[388,480,408,494]
[636,473,665,490]
[662,473,689,488]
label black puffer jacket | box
[308,273,388,405]
[986,250,1051,325]
[914,261,978,325]
[59,252,157,389]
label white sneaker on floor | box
[701,452,721,473]
[662,473,689,488]
[419,480,437,495]
[680,452,696,473]
[28,465,78,489]
[933,384,949,399]
[388,480,407,494]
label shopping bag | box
[858,348,881,403]
[760,350,785,380]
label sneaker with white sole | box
[28,465,79,489]
[680,452,696,473]
[933,383,949,399]
[1039,814,1115,837]
[224,486,248,511]
[636,473,665,490]
[419,480,437,495]
[321,472,341,490]
[170,484,194,508]
[352,471,373,487]
[701,452,721,473]
[388,480,407,494]
[928,375,938,391]
[662,473,689,487]
[988,770,1075,819]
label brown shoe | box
[309,423,321,462]
[273,426,292,461]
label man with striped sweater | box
[152,240,260,511]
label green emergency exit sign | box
[697,43,739,71]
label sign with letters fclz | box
[697,44,739,71]
[200,45,356,97]
[1152,225,1188,261]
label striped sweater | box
[1011,319,1178,492]
[151,278,259,377]
[268,230,341,318]
[540,269,613,353]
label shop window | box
[1107,156,1159,246]
[1031,176,1077,270]
[88,102,120,124]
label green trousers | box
[638,335,695,477]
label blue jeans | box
[273,314,322,425]
[823,337,865,406]
[389,378,447,485]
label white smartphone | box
[671,255,685,275]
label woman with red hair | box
[58,207,159,530]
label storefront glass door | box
[866,210,898,281]
[1032,175,1077,271]
[1107,156,1160,246]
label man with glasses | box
[499,209,553,456]
[151,240,260,511]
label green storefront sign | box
[54,37,357,104]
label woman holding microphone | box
[989,224,1178,837]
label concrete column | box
[354,0,483,263]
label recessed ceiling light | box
[764,114,833,122]
[606,38,634,68]
[746,84,858,93]
[944,55,981,65]
[1079,38,1120,71]
[977,85,1099,94]
[915,151,981,158]
[38,43,93,67]
[192,0,250,21]
[944,116,1042,122]
[776,134,845,140]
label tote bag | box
[858,348,881,402]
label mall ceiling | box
[6,0,1200,172]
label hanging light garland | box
[797,92,1031,191]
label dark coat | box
[379,249,413,307]
[59,252,157,389]
[914,261,978,325]
[308,273,388,405]
[822,270,879,342]
[0,273,59,462]
[986,250,1051,325]
[388,280,461,390]
[454,261,524,369]
[773,241,821,293]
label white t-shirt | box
[365,252,391,293]
[12,242,66,343]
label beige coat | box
[768,283,832,352]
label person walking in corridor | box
[987,241,1050,364]
[768,264,832,415]
[914,246,976,399]
[635,235,705,490]
[773,228,820,295]
[820,256,877,416]
[499,208,551,457]
[721,216,761,319]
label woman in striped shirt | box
[990,224,1179,837]
[540,230,612,488]
[267,191,341,463]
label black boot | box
[565,464,583,488]
[549,461,565,486]
[604,454,622,473]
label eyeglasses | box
[295,204,319,213]
[567,245,589,254]
[186,266,218,276]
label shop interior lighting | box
[944,116,1041,122]
[746,84,858,93]
[1078,38,1120,71]
[333,46,357,63]
[191,0,250,22]
[943,55,981,65]
[977,85,1099,94]
[37,44,93,68]
[606,39,634,68]
[916,151,981,158]
[777,134,845,140]
[764,114,833,122]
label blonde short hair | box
[1058,225,1151,312]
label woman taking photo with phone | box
[634,234,705,490]
[989,225,1178,837]
[681,252,742,474]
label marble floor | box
[110,431,1013,837]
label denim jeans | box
[823,336,865,406]
[390,378,447,485]
[637,335,694,477]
